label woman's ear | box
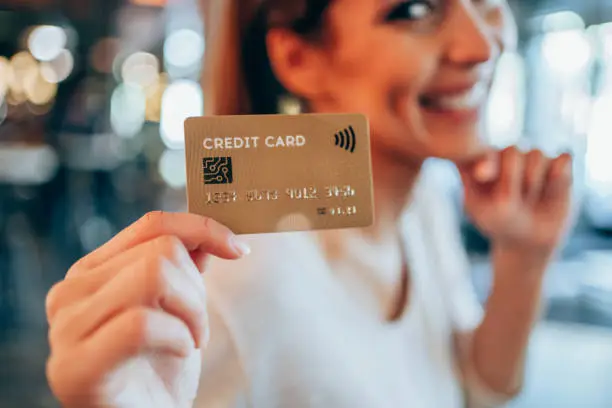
[266,28,328,99]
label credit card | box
[184,113,374,235]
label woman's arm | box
[463,246,550,401]
[455,148,573,405]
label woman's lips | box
[418,82,488,122]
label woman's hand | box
[45,212,250,408]
[457,147,573,257]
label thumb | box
[455,151,500,207]
[456,150,500,186]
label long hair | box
[200,0,332,116]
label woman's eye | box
[384,0,436,22]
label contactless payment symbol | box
[203,157,233,185]
[334,125,357,153]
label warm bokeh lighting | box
[9,52,38,94]
[8,52,38,105]
[24,70,58,105]
[28,25,67,62]
[6,91,27,106]
[158,149,187,188]
[111,83,147,138]
[278,96,302,115]
[130,0,166,5]
[121,52,159,89]
[145,74,168,123]
[40,49,74,83]
[26,101,54,116]
[160,80,203,149]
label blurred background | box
[0,0,611,407]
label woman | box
[45,0,573,407]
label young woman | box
[45,0,573,407]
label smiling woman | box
[44,1,575,408]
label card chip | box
[203,157,233,185]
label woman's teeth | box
[421,83,487,111]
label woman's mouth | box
[418,83,488,121]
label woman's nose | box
[443,3,499,67]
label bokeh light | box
[121,52,159,88]
[9,52,38,98]
[79,216,115,253]
[0,145,59,185]
[164,29,204,77]
[278,96,302,115]
[586,95,612,188]
[145,74,168,123]
[40,49,74,83]
[541,11,586,32]
[158,149,187,188]
[111,83,146,138]
[24,70,58,105]
[542,30,593,76]
[486,52,526,146]
[26,101,54,116]
[27,25,67,62]
[0,57,9,104]
[160,80,203,149]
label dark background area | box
[1,0,612,407]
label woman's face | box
[304,0,513,163]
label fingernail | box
[230,236,251,257]
[475,160,497,182]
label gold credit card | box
[184,113,374,235]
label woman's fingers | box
[495,146,523,201]
[457,147,571,206]
[47,308,196,402]
[523,149,548,204]
[543,153,573,200]
[49,254,208,353]
[88,308,196,364]
[47,235,205,324]
[68,211,250,277]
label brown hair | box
[201,0,332,116]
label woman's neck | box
[362,148,424,243]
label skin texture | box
[46,0,573,406]
[46,212,250,408]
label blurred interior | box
[1,0,612,407]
